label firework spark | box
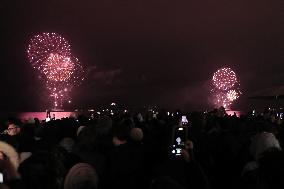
[27,33,71,68]
[44,56,84,109]
[212,92,232,109]
[27,32,84,109]
[210,67,241,109]
[226,89,239,101]
[42,53,75,82]
[212,67,237,91]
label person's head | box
[76,126,98,151]
[112,119,133,146]
[6,124,20,136]
[59,138,75,153]
[215,106,226,118]
[96,115,112,135]
[250,132,282,160]
[130,127,143,142]
[18,151,65,189]
[137,113,144,122]
[64,163,98,189]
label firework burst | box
[226,89,239,101]
[27,32,84,109]
[212,67,237,91]
[210,67,241,109]
[212,91,232,109]
[42,53,75,82]
[27,33,71,68]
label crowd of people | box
[1,107,284,189]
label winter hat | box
[130,128,143,142]
[64,163,98,189]
[250,132,282,160]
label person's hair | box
[18,151,66,189]
[75,125,98,151]
[64,163,98,189]
[112,119,134,141]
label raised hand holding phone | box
[171,126,188,156]
[181,140,194,162]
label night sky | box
[2,0,284,111]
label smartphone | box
[280,113,283,120]
[181,115,188,126]
[0,172,3,183]
[171,126,188,156]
